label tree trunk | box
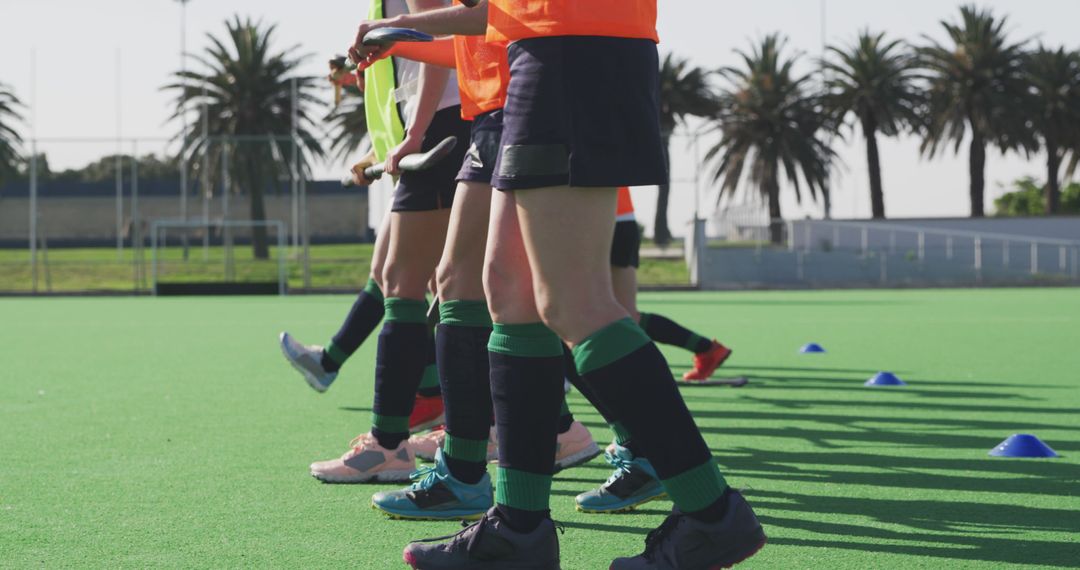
[653,134,673,247]
[968,132,986,218]
[1046,143,1061,215]
[246,155,270,260]
[766,171,783,245]
[862,115,885,219]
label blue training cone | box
[865,372,907,387]
[989,434,1059,458]
[800,343,826,354]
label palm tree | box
[1024,46,1080,214]
[706,35,835,244]
[0,82,24,187]
[164,16,325,259]
[325,93,368,162]
[917,5,1032,218]
[656,54,718,247]
[824,31,921,219]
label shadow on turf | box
[750,490,1079,567]
[712,447,1080,496]
[642,299,909,307]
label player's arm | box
[350,0,487,62]
[391,0,488,36]
[384,0,452,175]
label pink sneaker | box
[309,432,414,483]
[409,427,499,463]
[554,421,601,471]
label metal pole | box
[29,49,38,293]
[917,232,925,263]
[946,236,953,260]
[291,78,300,251]
[29,140,37,293]
[178,0,190,258]
[1003,240,1009,268]
[1031,242,1038,275]
[1060,246,1067,273]
[151,222,158,296]
[132,140,141,290]
[278,223,287,296]
[302,176,311,289]
[201,84,210,260]
[222,143,232,281]
[115,48,124,260]
[1073,248,1078,281]
[974,237,982,283]
[861,227,868,256]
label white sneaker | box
[279,332,337,392]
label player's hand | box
[384,132,424,176]
[350,154,379,186]
[348,18,397,65]
[353,71,365,92]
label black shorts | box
[456,109,503,185]
[610,220,641,269]
[493,36,667,191]
[392,105,473,212]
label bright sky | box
[2,0,1077,234]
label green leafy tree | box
[995,177,1080,216]
[706,35,835,244]
[1024,46,1080,214]
[325,95,368,163]
[0,82,24,187]
[824,31,921,219]
[164,16,325,259]
[656,53,718,246]
[917,5,1032,218]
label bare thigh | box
[437,181,492,302]
[483,190,540,324]
[368,206,393,290]
[611,266,640,323]
[514,186,627,344]
[382,209,451,300]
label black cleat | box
[402,507,561,569]
[610,490,766,569]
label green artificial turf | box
[1,288,1078,568]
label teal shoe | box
[575,445,667,513]
[372,448,493,521]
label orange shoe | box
[410,395,445,433]
[682,341,733,382]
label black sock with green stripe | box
[573,318,729,522]
[417,348,441,398]
[489,323,563,533]
[638,312,713,354]
[323,278,385,372]
[437,300,493,485]
[370,297,429,450]
[563,345,645,455]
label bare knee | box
[382,260,429,300]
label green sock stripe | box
[325,342,349,366]
[384,298,428,323]
[684,333,710,353]
[372,414,410,435]
[488,322,563,358]
[363,278,384,302]
[611,422,633,447]
[559,399,571,417]
[495,467,552,512]
[419,364,440,390]
[661,461,729,513]
[573,318,651,375]
[444,434,489,463]
[440,300,493,328]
